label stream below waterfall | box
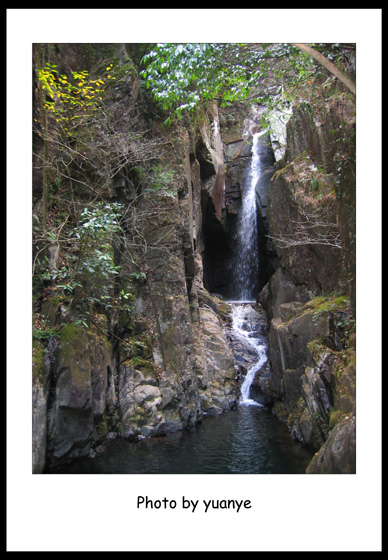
[46,405,312,474]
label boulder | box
[118,363,165,439]
[193,302,238,414]
[306,414,356,474]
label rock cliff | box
[259,87,356,473]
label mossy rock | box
[329,409,347,430]
[302,294,350,315]
[32,339,46,386]
[130,358,156,377]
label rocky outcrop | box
[306,414,356,474]
[32,339,52,473]
[265,95,356,308]
[45,322,115,468]
[33,317,116,472]
[193,300,238,414]
[118,362,165,439]
[260,90,356,473]
[268,296,355,456]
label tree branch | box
[292,43,356,95]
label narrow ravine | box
[44,126,315,475]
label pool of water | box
[46,405,313,474]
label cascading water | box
[228,132,268,406]
[229,303,268,406]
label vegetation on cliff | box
[33,44,176,336]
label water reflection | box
[46,406,313,475]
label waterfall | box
[233,132,261,302]
[226,132,269,405]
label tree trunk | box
[292,43,356,95]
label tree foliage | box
[141,43,280,121]
[140,43,355,124]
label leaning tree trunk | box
[292,43,356,95]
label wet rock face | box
[201,111,278,300]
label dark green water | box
[46,405,313,474]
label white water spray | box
[230,303,267,407]
[227,132,268,405]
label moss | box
[32,339,46,385]
[59,323,79,343]
[301,296,328,312]
[130,357,156,377]
[334,349,356,378]
[128,411,148,427]
[131,334,153,360]
[307,338,327,356]
[94,418,108,440]
[39,295,62,324]
[302,294,350,316]
[58,323,91,387]
[329,409,347,430]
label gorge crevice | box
[201,122,278,302]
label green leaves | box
[39,202,125,318]
[141,43,244,118]
[75,203,123,283]
[144,164,176,199]
[140,43,297,121]
[140,42,335,126]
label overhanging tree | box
[292,43,355,94]
[140,42,355,123]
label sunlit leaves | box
[38,62,116,128]
[141,43,231,117]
